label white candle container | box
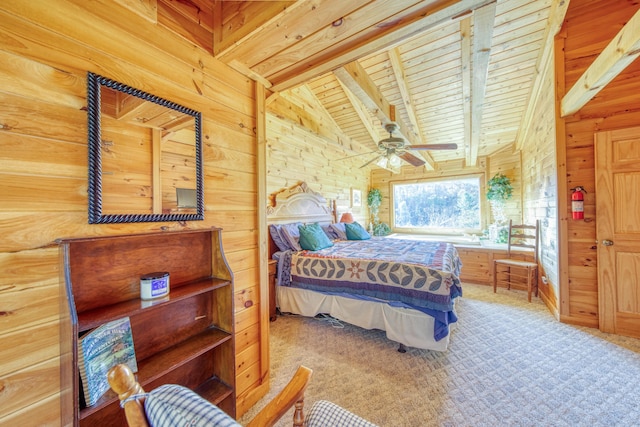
[140,272,170,300]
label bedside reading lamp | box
[339,212,354,223]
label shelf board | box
[135,327,231,384]
[195,377,234,406]
[79,326,231,420]
[78,278,231,331]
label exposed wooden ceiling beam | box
[283,84,343,132]
[270,0,497,92]
[213,0,303,58]
[515,0,570,150]
[214,0,369,66]
[388,48,442,169]
[335,78,381,144]
[561,6,640,117]
[333,60,436,170]
[388,47,422,138]
[227,59,273,89]
[333,61,391,123]
[467,2,496,167]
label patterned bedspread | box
[279,238,462,313]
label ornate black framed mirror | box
[87,72,203,223]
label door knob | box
[601,239,614,246]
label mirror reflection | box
[87,72,203,223]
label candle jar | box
[140,272,170,300]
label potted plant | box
[486,173,513,243]
[367,188,391,236]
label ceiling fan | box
[360,123,458,173]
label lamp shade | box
[339,212,354,223]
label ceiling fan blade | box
[409,143,458,150]
[360,155,382,168]
[398,151,426,167]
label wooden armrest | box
[108,364,313,427]
[107,364,150,427]
[245,365,313,427]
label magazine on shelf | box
[78,316,138,407]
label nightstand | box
[268,259,278,321]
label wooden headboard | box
[266,182,335,257]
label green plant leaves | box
[486,173,513,201]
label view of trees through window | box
[393,177,481,231]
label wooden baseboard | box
[538,288,560,320]
[537,281,559,318]
[559,314,599,329]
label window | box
[392,176,482,233]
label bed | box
[267,182,463,352]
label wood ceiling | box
[162,0,567,170]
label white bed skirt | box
[276,286,451,352]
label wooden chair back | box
[107,364,313,427]
[493,220,540,302]
[506,220,540,262]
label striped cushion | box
[280,222,303,251]
[269,224,291,252]
[145,384,240,427]
[306,400,378,427]
[329,223,348,240]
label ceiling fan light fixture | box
[389,153,402,168]
[374,153,401,174]
[376,156,389,169]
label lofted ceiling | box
[167,0,570,170]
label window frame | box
[390,173,486,236]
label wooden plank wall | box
[486,148,522,225]
[0,1,264,424]
[523,62,559,312]
[515,32,559,313]
[265,112,371,222]
[557,0,640,327]
[160,127,198,211]
[101,111,155,213]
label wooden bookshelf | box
[59,228,235,427]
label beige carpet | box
[239,284,640,426]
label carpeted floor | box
[239,284,640,427]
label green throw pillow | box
[345,222,371,240]
[298,223,334,251]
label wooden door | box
[595,126,640,339]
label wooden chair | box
[107,364,312,427]
[492,220,540,302]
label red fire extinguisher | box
[571,186,586,220]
